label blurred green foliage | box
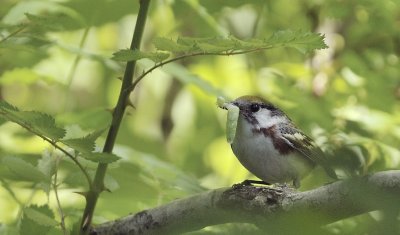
[0,0,399,234]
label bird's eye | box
[250,104,260,112]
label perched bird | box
[221,95,337,188]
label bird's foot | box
[232,180,271,189]
[241,179,270,186]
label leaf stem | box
[0,25,26,43]
[79,0,151,234]
[45,137,93,188]
[126,47,273,94]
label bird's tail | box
[323,165,338,180]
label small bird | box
[222,95,337,188]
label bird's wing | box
[278,124,337,179]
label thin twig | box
[63,27,91,111]
[0,25,27,43]
[53,155,67,235]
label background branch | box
[90,171,400,235]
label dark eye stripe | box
[260,103,276,110]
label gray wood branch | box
[90,171,400,235]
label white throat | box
[253,109,286,129]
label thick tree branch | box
[90,171,400,235]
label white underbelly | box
[231,121,312,184]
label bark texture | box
[90,171,400,235]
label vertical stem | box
[63,27,90,111]
[53,156,67,235]
[79,0,151,234]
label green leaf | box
[61,129,104,153]
[63,0,139,27]
[37,151,58,177]
[81,152,121,163]
[24,208,59,226]
[84,129,105,142]
[112,49,170,63]
[16,111,66,140]
[61,137,94,153]
[20,205,56,235]
[229,37,265,50]
[3,156,49,183]
[25,13,83,31]
[267,30,328,53]
[153,37,192,52]
[195,42,230,53]
[194,38,237,52]
[0,101,66,141]
[0,100,18,111]
[37,151,58,195]
[177,36,214,46]
[151,31,327,56]
[104,174,120,192]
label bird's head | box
[229,95,287,129]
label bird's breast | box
[230,116,315,186]
[231,117,296,183]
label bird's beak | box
[228,101,239,110]
[217,97,238,110]
[229,101,238,106]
